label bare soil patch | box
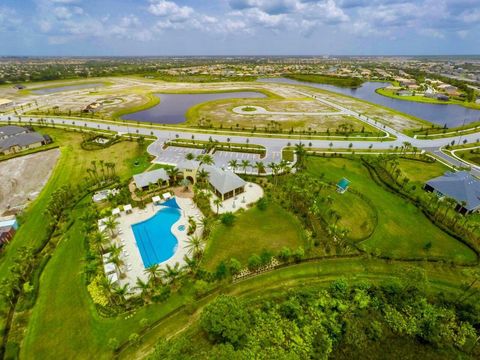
[0,149,60,215]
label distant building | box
[0,125,48,155]
[397,90,413,97]
[437,84,459,95]
[424,171,480,214]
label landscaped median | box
[165,138,267,157]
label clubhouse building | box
[133,161,246,201]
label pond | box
[258,78,480,128]
[32,83,104,94]
[121,91,266,124]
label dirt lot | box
[0,149,60,215]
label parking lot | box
[149,143,205,165]
[148,141,286,174]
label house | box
[0,98,13,110]
[0,133,45,154]
[0,217,18,247]
[133,169,169,190]
[437,84,459,95]
[424,171,480,214]
[201,164,246,201]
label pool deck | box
[209,182,264,214]
[114,197,203,291]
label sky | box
[0,0,479,56]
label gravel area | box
[0,149,60,215]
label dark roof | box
[0,126,28,139]
[426,171,480,211]
[0,132,44,152]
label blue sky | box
[0,0,479,56]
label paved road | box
[1,112,479,175]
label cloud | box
[148,0,193,22]
[0,6,22,32]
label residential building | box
[424,171,480,214]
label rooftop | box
[133,168,169,189]
[0,125,27,139]
[201,164,246,195]
[0,132,45,152]
[426,171,480,211]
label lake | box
[122,92,266,124]
[32,83,104,95]
[258,78,480,128]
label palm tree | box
[135,277,151,301]
[182,255,198,276]
[185,235,203,259]
[185,153,195,161]
[90,230,109,252]
[197,168,209,186]
[167,167,180,185]
[268,162,278,184]
[113,284,130,304]
[294,143,307,169]
[240,160,250,174]
[228,159,238,172]
[161,263,182,286]
[199,154,214,165]
[254,161,265,175]
[144,264,161,286]
[213,197,223,214]
[103,216,119,238]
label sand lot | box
[0,149,60,215]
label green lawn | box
[306,156,476,263]
[396,158,449,183]
[456,148,480,166]
[329,190,377,241]
[202,203,305,270]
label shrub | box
[220,212,236,226]
[278,247,292,262]
[293,246,305,262]
[256,197,268,211]
[259,249,273,265]
[248,254,262,270]
[228,258,242,275]
[87,275,109,307]
[194,280,210,298]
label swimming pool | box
[131,207,180,268]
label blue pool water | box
[131,207,180,268]
[178,225,186,231]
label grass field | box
[455,148,480,166]
[306,156,476,262]
[202,203,305,270]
